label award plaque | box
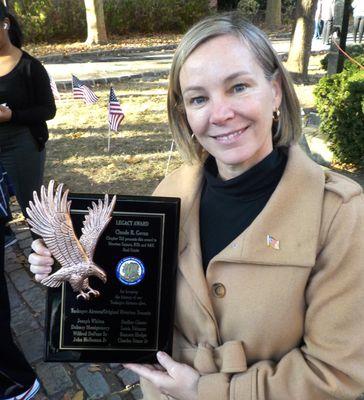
[43,193,180,363]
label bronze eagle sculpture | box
[26,180,116,300]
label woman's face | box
[179,34,282,180]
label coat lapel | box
[177,167,216,318]
[155,162,216,317]
[208,146,326,269]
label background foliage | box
[104,0,211,34]
[314,55,364,166]
[320,44,364,71]
[9,0,86,41]
[9,0,296,42]
[8,0,211,42]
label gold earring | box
[272,108,280,122]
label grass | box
[46,77,182,196]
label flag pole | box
[107,84,111,153]
[107,127,111,153]
[164,140,175,177]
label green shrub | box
[320,44,364,71]
[10,0,86,42]
[9,0,210,42]
[104,0,211,35]
[314,69,364,166]
[236,0,260,22]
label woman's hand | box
[123,351,200,400]
[0,105,12,123]
[28,239,54,281]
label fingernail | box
[157,351,166,359]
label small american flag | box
[72,75,98,104]
[49,75,61,100]
[266,235,280,250]
[108,87,124,132]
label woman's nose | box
[209,96,235,125]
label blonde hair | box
[168,12,302,163]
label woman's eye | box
[190,96,206,105]
[233,84,247,93]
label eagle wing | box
[26,180,88,270]
[41,265,80,288]
[79,194,116,260]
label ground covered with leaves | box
[46,76,182,196]
[24,34,182,58]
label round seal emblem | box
[116,257,145,286]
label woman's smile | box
[212,127,248,144]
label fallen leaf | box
[71,391,84,400]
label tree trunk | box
[84,0,107,45]
[286,0,317,79]
[265,0,282,30]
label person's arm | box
[197,193,364,400]
[10,58,56,124]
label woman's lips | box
[213,128,247,144]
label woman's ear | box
[271,72,283,109]
[3,17,10,30]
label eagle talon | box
[87,288,100,297]
[77,291,90,300]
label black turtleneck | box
[200,148,287,271]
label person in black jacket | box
[0,163,40,400]
[0,4,56,241]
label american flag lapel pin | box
[267,235,280,250]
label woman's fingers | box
[28,239,54,281]
[31,238,51,256]
[28,251,54,267]
[33,273,50,283]
[29,264,52,275]
[122,363,169,383]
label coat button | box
[212,283,226,298]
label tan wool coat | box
[141,145,364,400]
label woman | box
[29,13,364,400]
[0,4,56,228]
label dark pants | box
[353,16,364,43]
[0,127,45,219]
[322,19,333,44]
[0,222,37,397]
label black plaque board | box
[44,194,180,363]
